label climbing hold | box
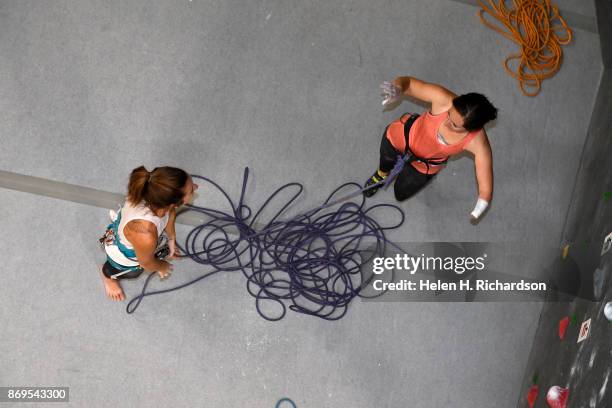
[562,244,569,259]
[604,302,612,322]
[602,232,612,256]
[546,386,569,408]
[577,318,591,343]
[558,316,569,340]
[570,313,577,325]
[593,267,605,300]
[604,191,611,201]
[527,384,539,408]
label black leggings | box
[378,128,435,202]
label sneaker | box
[363,171,387,197]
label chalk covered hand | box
[470,198,489,220]
[380,81,402,106]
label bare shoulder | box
[124,219,157,237]
[124,220,158,254]
[429,88,457,115]
[465,129,491,155]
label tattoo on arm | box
[125,220,156,235]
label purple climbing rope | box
[126,166,406,320]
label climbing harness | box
[400,113,449,175]
[383,113,449,181]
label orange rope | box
[477,0,573,96]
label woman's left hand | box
[470,198,489,221]
[167,237,181,260]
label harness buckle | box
[99,227,116,248]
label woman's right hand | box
[381,80,402,106]
[157,261,174,280]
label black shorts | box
[101,239,169,280]
[378,126,436,202]
[102,261,144,280]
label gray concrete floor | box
[0,0,602,407]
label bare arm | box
[124,220,170,272]
[392,76,456,114]
[465,131,494,202]
[165,208,177,240]
[164,208,181,259]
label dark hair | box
[452,93,498,131]
[127,166,188,211]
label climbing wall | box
[518,254,612,407]
[517,1,612,406]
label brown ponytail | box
[127,166,188,211]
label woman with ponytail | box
[100,166,198,301]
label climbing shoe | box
[363,170,387,197]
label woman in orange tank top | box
[364,76,497,221]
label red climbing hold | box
[558,317,569,340]
[527,384,539,408]
[546,386,569,408]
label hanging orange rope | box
[477,0,573,96]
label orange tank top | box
[386,110,479,175]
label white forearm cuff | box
[470,198,489,219]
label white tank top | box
[117,199,170,250]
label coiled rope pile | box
[126,167,404,320]
[477,0,573,96]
